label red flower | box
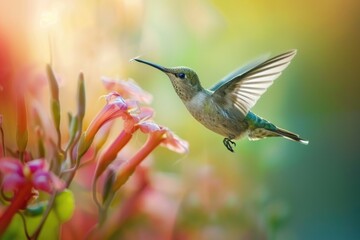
[0,158,65,236]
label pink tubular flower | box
[77,92,134,157]
[94,106,154,179]
[139,122,189,154]
[102,77,153,104]
[0,158,65,194]
[111,122,188,191]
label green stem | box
[98,191,115,227]
[62,116,83,187]
[30,191,58,239]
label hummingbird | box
[133,50,308,152]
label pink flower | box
[111,122,188,191]
[0,158,64,236]
[77,92,133,157]
[88,92,129,134]
[0,158,65,194]
[138,122,189,154]
[102,77,153,104]
[95,106,155,179]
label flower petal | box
[125,99,140,115]
[106,92,128,111]
[80,93,130,152]
[136,107,154,122]
[27,159,47,173]
[161,131,189,154]
[139,121,162,134]
[2,174,26,191]
[122,107,155,133]
[123,114,137,133]
[32,171,65,193]
[102,77,153,104]
[0,158,24,175]
[32,171,53,193]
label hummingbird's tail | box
[248,126,308,144]
[271,127,309,144]
[246,112,309,144]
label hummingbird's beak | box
[132,58,169,73]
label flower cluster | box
[0,66,188,238]
[0,158,64,194]
[81,78,188,213]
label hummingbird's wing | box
[211,50,297,116]
[209,54,270,92]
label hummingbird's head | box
[133,58,202,101]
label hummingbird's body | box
[182,89,248,140]
[134,50,308,152]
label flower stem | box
[0,182,33,237]
[30,191,58,239]
[16,95,28,162]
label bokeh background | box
[1,0,359,239]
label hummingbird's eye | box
[177,73,186,79]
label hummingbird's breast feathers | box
[187,90,229,117]
[185,90,248,138]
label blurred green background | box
[132,1,360,239]
[2,0,360,239]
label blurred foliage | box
[4,190,74,239]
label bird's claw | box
[223,138,236,152]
